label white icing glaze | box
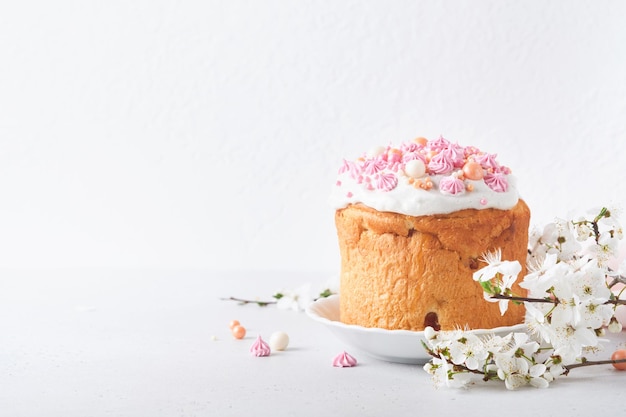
[330,137,520,216]
[331,172,519,216]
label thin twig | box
[489,294,626,306]
[564,358,626,375]
[220,296,277,307]
[490,294,556,304]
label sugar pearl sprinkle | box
[229,320,246,339]
[337,136,511,196]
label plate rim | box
[306,294,528,336]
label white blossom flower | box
[494,353,550,390]
[495,355,530,390]
[510,332,540,359]
[473,250,522,314]
[555,260,614,329]
[543,359,567,381]
[551,280,582,327]
[578,299,613,330]
[424,354,472,389]
[521,253,568,296]
[482,333,513,355]
[275,283,313,311]
[486,270,519,315]
[423,356,449,387]
[473,249,522,283]
[528,226,548,262]
[596,207,623,236]
[538,222,559,247]
[551,324,598,364]
[449,333,488,370]
[447,369,473,388]
[527,364,549,388]
[524,302,555,344]
[587,231,621,266]
[573,218,594,241]
[533,219,581,262]
[574,259,612,301]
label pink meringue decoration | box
[474,152,500,171]
[362,158,386,175]
[400,141,422,153]
[338,159,359,178]
[484,172,509,192]
[387,149,403,164]
[439,175,465,195]
[427,151,455,175]
[249,335,271,357]
[443,144,466,168]
[375,172,398,191]
[402,150,427,164]
[426,135,450,152]
[332,351,357,367]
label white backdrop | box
[1,1,625,273]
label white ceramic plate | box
[306,295,527,364]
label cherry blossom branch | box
[424,341,626,380]
[219,296,277,307]
[489,294,556,304]
[221,288,336,307]
[607,274,626,288]
[489,294,626,306]
[564,358,626,374]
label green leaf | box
[480,280,494,294]
[318,288,333,298]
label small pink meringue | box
[475,152,500,171]
[375,172,398,192]
[362,158,386,175]
[338,159,359,178]
[249,335,271,357]
[484,172,509,193]
[426,136,450,152]
[427,151,455,175]
[332,351,357,367]
[439,175,465,195]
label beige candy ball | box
[269,331,289,351]
[367,145,387,158]
[404,159,426,179]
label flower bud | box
[608,317,623,333]
[424,326,437,340]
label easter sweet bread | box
[330,136,530,331]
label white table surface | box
[2,269,626,417]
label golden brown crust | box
[335,200,530,331]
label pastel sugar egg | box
[414,137,428,146]
[462,161,484,180]
[269,331,289,351]
[387,148,402,163]
[232,325,246,339]
[612,349,626,370]
[367,146,386,158]
[404,159,426,179]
